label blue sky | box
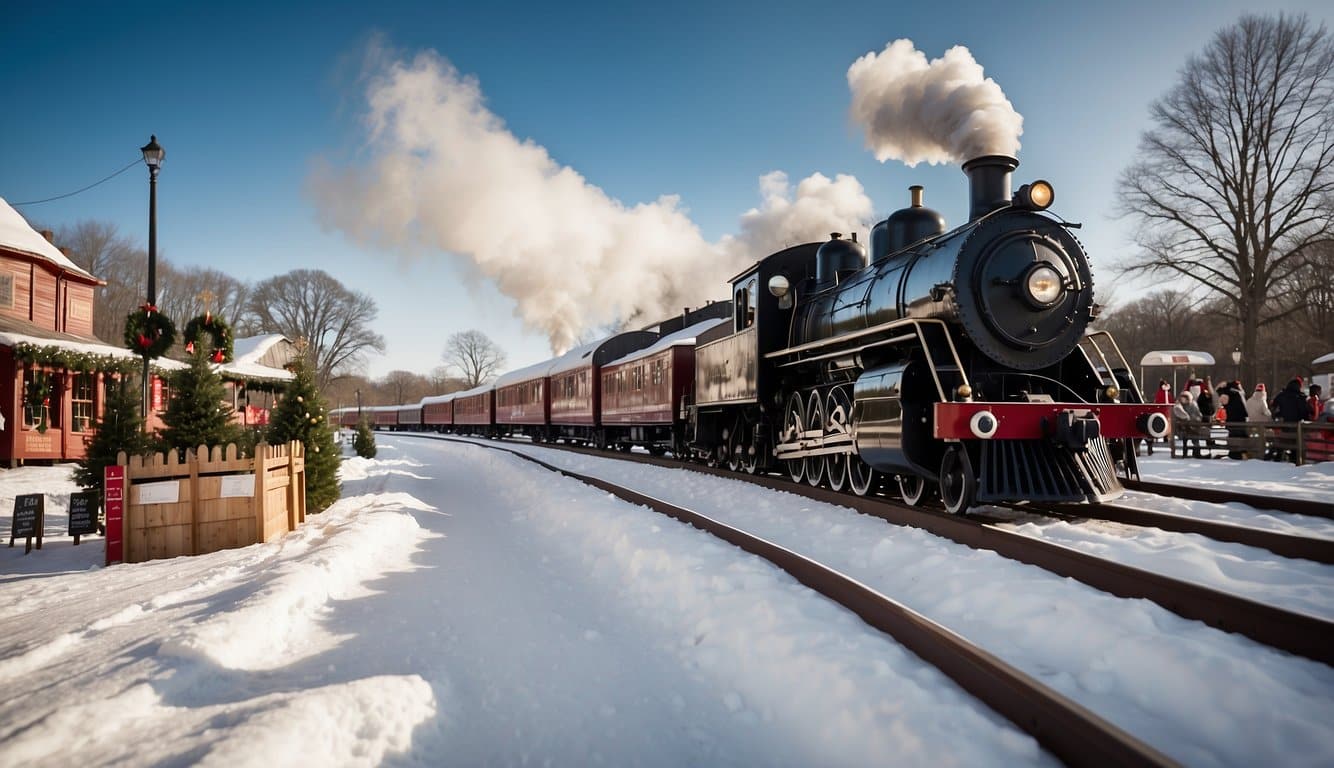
[4,0,1330,380]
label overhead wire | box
[11,157,143,206]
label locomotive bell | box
[875,185,947,260]
[815,232,867,288]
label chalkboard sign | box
[68,492,99,544]
[10,493,44,554]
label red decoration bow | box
[137,334,151,349]
[185,341,195,354]
[211,349,225,363]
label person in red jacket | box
[1307,384,1323,422]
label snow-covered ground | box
[0,438,1330,766]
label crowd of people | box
[1152,375,1334,461]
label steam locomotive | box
[356,154,1170,513]
[688,155,1169,512]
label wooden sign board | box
[105,466,125,566]
[9,493,44,554]
[68,491,99,545]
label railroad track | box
[425,435,1174,768]
[398,432,1334,667]
[1121,478,1332,519]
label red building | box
[0,200,293,465]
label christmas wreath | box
[183,312,234,363]
[24,370,52,433]
[124,304,176,359]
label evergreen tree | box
[353,419,377,459]
[268,358,340,512]
[73,376,149,503]
[159,348,240,452]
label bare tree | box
[443,330,507,388]
[1094,289,1212,366]
[246,269,386,389]
[156,265,250,331]
[54,220,147,342]
[380,370,433,405]
[1118,13,1334,384]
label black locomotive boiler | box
[689,155,1170,512]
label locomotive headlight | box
[1014,180,1055,211]
[1024,264,1064,307]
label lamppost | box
[1231,348,1241,381]
[356,389,362,422]
[140,135,165,425]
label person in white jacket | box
[1246,383,1272,422]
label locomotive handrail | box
[767,317,970,404]
[1081,331,1144,401]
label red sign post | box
[104,465,125,565]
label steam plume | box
[311,48,872,353]
[847,39,1023,166]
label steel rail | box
[1083,503,1334,565]
[423,434,1176,768]
[402,433,1334,666]
[1121,478,1332,520]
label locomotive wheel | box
[726,421,742,472]
[783,393,806,483]
[741,441,759,474]
[847,458,876,497]
[826,389,852,492]
[898,474,929,506]
[805,390,825,487]
[939,445,976,515]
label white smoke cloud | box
[847,39,1023,166]
[311,48,872,353]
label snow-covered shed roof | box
[603,318,727,368]
[232,334,288,365]
[217,334,294,382]
[0,198,97,281]
[1313,352,1334,368]
[1139,350,1216,367]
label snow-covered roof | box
[1140,350,1216,367]
[232,334,288,365]
[451,383,494,399]
[0,329,187,371]
[547,339,603,377]
[1313,352,1334,367]
[0,198,97,281]
[216,358,293,382]
[420,392,458,405]
[603,318,727,368]
[494,356,559,388]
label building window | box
[71,373,95,432]
[0,273,12,309]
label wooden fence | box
[115,441,306,564]
[1168,419,1334,464]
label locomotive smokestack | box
[910,185,924,208]
[962,155,1018,221]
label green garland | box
[183,312,234,363]
[13,343,141,375]
[124,304,176,359]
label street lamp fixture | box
[1231,348,1241,380]
[140,135,164,427]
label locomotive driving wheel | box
[939,445,976,515]
[825,388,851,492]
[783,392,806,483]
[805,390,825,487]
[847,457,876,496]
[898,474,929,506]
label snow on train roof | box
[547,339,604,377]
[603,318,728,368]
[420,392,457,405]
[451,382,495,399]
[493,338,607,387]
